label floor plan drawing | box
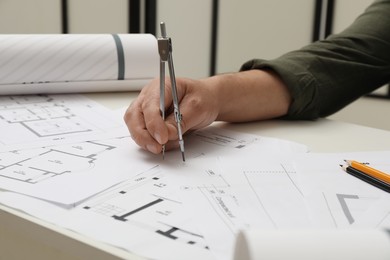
[80,166,209,250]
[0,94,126,151]
[0,140,116,184]
[0,95,89,136]
[0,136,155,205]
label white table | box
[1,92,390,260]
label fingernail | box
[154,133,163,144]
[146,144,159,154]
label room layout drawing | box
[0,95,92,137]
[0,94,126,152]
[80,166,209,250]
[0,140,116,184]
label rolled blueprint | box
[233,229,390,260]
[0,34,159,94]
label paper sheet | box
[293,151,390,228]
[0,127,308,260]
[179,154,312,260]
[353,193,390,229]
[0,136,156,206]
[0,156,222,260]
[160,132,308,260]
[0,34,158,94]
[0,94,128,151]
[218,155,311,228]
[0,190,215,260]
[168,150,390,260]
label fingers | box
[141,91,169,144]
[124,103,160,154]
[124,79,169,154]
[124,77,219,154]
[164,80,219,140]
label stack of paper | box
[0,34,389,260]
[1,122,390,259]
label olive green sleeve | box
[241,0,390,120]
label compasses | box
[158,22,185,161]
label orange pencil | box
[345,160,390,184]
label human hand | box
[124,77,219,154]
[124,70,292,154]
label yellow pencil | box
[345,160,390,184]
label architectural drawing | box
[80,166,209,250]
[0,95,92,137]
[310,191,380,228]
[0,94,126,152]
[0,140,116,184]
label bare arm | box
[211,69,291,122]
[124,69,291,154]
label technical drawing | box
[376,211,390,228]
[0,94,126,153]
[0,140,116,184]
[319,192,378,228]
[112,198,164,221]
[336,193,360,224]
[0,95,92,137]
[240,163,310,228]
[81,166,209,249]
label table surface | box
[1,92,390,259]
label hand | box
[124,77,219,154]
[124,70,291,154]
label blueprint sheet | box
[0,94,128,152]
[0,127,308,260]
[0,136,155,206]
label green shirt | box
[241,0,390,120]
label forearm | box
[203,69,292,122]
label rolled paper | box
[0,34,159,94]
[234,228,390,260]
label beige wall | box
[328,0,390,131]
[216,0,314,73]
[0,0,316,78]
[0,0,62,33]
[156,0,213,79]
[332,0,373,33]
[0,0,375,78]
[0,0,388,130]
